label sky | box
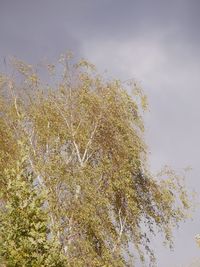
[1,0,200,266]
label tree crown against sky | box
[0,55,192,267]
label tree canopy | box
[0,55,191,266]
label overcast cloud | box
[1,1,200,266]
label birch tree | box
[0,56,191,267]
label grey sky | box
[1,1,200,266]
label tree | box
[0,55,191,266]
[0,145,66,266]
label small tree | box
[0,147,66,266]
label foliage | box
[0,55,191,266]
[0,147,66,266]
